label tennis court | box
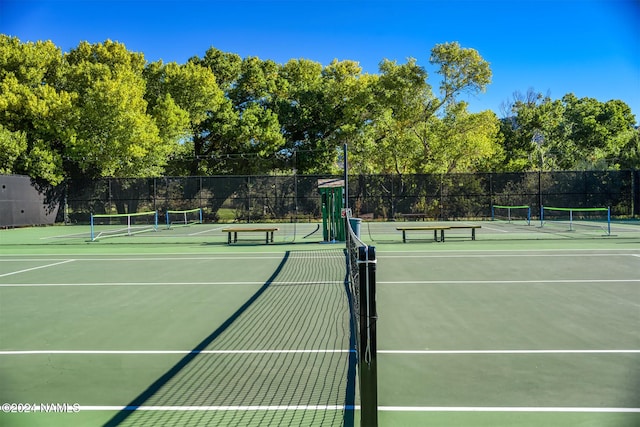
[1,221,639,426]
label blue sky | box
[1,0,639,122]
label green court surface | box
[1,222,639,426]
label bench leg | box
[233,232,238,243]
[472,228,476,240]
[441,229,445,242]
[227,232,232,244]
[402,230,407,243]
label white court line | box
[477,225,509,233]
[3,349,636,356]
[72,405,640,413]
[39,232,89,240]
[2,279,637,287]
[0,259,71,262]
[378,407,640,413]
[0,349,353,355]
[379,279,640,285]
[0,259,75,278]
[188,226,225,236]
[81,405,357,411]
[0,256,287,262]
[0,251,296,257]
[60,256,286,261]
[380,253,640,258]
[0,280,344,287]
[2,248,637,258]
[3,254,636,262]
[379,349,640,355]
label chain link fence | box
[2,171,637,227]
[50,170,638,225]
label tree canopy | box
[0,35,637,185]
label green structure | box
[318,178,345,242]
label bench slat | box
[396,226,450,231]
[222,228,279,232]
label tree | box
[415,103,503,174]
[181,55,286,175]
[144,60,226,175]
[60,41,172,178]
[350,58,430,174]
[0,124,27,174]
[353,42,497,175]
[274,58,374,173]
[617,127,640,169]
[429,41,492,113]
[0,35,71,184]
[502,91,637,170]
[191,47,242,92]
[502,93,565,171]
[561,94,637,169]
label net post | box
[199,208,203,224]
[540,205,544,227]
[358,245,378,427]
[490,205,495,221]
[607,206,611,235]
[569,209,574,231]
[527,206,531,226]
[166,210,170,229]
[90,214,95,241]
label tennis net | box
[541,206,611,235]
[165,208,203,228]
[345,213,378,427]
[491,204,531,225]
[90,211,158,241]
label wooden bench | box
[396,225,481,243]
[222,227,279,244]
[398,213,429,221]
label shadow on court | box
[104,250,356,427]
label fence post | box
[633,170,638,217]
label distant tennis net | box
[491,204,531,225]
[541,206,611,235]
[90,211,158,241]
[165,208,203,228]
[345,213,378,427]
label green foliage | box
[1,36,637,188]
[430,42,492,108]
[0,36,72,183]
[502,91,638,170]
[0,124,26,174]
[351,43,499,175]
[62,41,168,178]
